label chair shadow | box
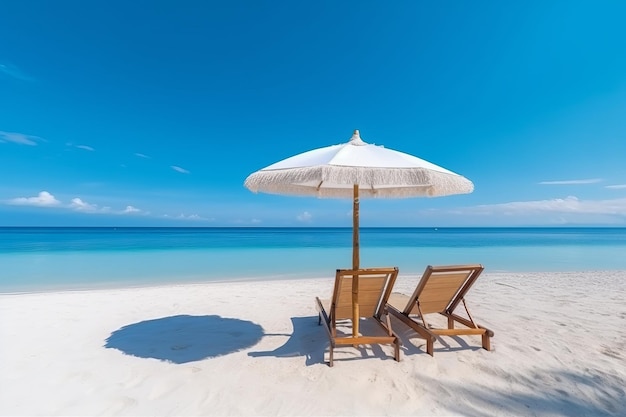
[249,316,404,366]
[247,316,327,366]
[104,314,264,364]
[391,316,482,356]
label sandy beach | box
[1,270,625,416]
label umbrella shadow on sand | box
[105,315,264,364]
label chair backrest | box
[403,264,484,315]
[333,267,399,320]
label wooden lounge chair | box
[315,267,401,367]
[387,264,493,356]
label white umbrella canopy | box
[244,130,474,337]
[245,130,473,199]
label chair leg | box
[448,316,454,329]
[329,346,334,367]
[426,338,434,356]
[482,333,491,351]
[394,341,400,362]
[318,313,321,325]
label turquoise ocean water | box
[1,227,625,293]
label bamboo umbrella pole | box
[352,184,360,337]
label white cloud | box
[71,202,144,216]
[0,63,34,81]
[464,196,626,216]
[8,191,61,207]
[233,218,262,225]
[134,153,150,159]
[176,213,211,221]
[539,179,602,185]
[0,131,42,146]
[4,191,149,217]
[69,198,116,214]
[69,198,99,212]
[65,143,95,151]
[171,165,190,174]
[606,184,626,190]
[297,211,312,222]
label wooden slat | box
[431,328,487,336]
[425,273,469,287]
[335,276,386,319]
[334,335,397,346]
[415,273,470,313]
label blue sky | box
[1,1,625,227]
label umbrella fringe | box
[244,166,473,198]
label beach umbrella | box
[244,130,474,336]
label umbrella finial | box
[349,129,367,146]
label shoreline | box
[1,270,625,416]
[2,268,625,296]
[0,273,328,296]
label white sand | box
[1,271,625,416]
